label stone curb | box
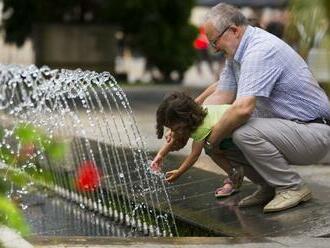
[0,226,33,248]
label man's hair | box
[205,3,248,33]
[156,92,207,139]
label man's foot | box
[238,186,275,208]
[263,185,312,213]
[215,178,238,198]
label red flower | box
[75,160,101,192]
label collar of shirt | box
[233,25,254,64]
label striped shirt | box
[218,25,330,121]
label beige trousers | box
[223,118,330,191]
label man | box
[191,3,330,213]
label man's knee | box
[232,120,261,145]
[232,125,251,145]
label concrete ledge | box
[27,236,266,245]
[0,226,33,248]
[27,236,330,248]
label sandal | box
[214,178,239,198]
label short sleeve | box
[217,59,237,92]
[190,127,211,142]
[237,49,283,98]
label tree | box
[286,0,329,59]
[102,0,197,82]
[323,0,330,20]
[2,0,197,83]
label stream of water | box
[0,64,177,237]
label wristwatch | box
[204,140,214,151]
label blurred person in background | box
[193,26,216,77]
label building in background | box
[0,1,117,72]
[33,24,117,72]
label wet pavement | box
[22,193,133,237]
[163,162,330,237]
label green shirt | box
[190,104,235,150]
[190,104,231,142]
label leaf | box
[0,196,30,236]
[0,147,16,165]
[14,124,39,145]
[45,140,68,161]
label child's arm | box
[151,132,187,172]
[150,139,174,172]
[165,141,204,182]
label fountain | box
[0,64,178,237]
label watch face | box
[205,141,212,150]
[203,141,213,155]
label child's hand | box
[150,154,163,173]
[165,169,182,183]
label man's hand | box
[150,154,163,173]
[165,169,182,183]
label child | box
[150,92,244,197]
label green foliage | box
[0,178,11,195]
[2,0,197,83]
[137,20,197,82]
[0,168,30,189]
[323,0,330,20]
[14,123,38,145]
[103,0,198,82]
[0,196,30,236]
[0,127,4,141]
[13,123,68,162]
[0,122,68,235]
[44,139,68,161]
[287,0,329,58]
[0,147,16,165]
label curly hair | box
[156,92,207,139]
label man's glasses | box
[210,26,231,49]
